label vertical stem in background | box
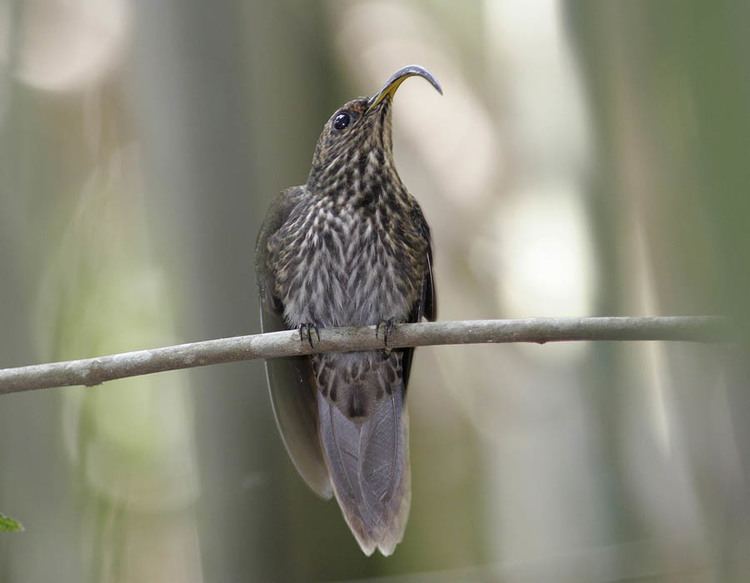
[0,2,88,581]
[0,4,34,581]
[132,0,338,580]
[566,0,643,552]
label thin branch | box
[0,316,733,395]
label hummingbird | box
[255,65,440,556]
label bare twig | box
[0,317,733,395]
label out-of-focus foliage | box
[1,1,749,581]
[0,512,24,532]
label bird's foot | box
[298,323,321,349]
[375,318,399,355]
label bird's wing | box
[402,207,437,386]
[255,187,333,499]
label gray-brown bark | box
[0,316,731,394]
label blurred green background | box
[1,1,749,581]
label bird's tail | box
[314,352,410,556]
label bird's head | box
[307,65,442,193]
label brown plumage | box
[255,65,441,555]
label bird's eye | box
[333,111,351,130]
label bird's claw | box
[376,318,398,355]
[298,323,321,349]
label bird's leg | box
[375,318,399,355]
[298,323,321,349]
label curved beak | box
[367,65,443,112]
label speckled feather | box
[256,84,436,556]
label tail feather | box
[315,352,410,556]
